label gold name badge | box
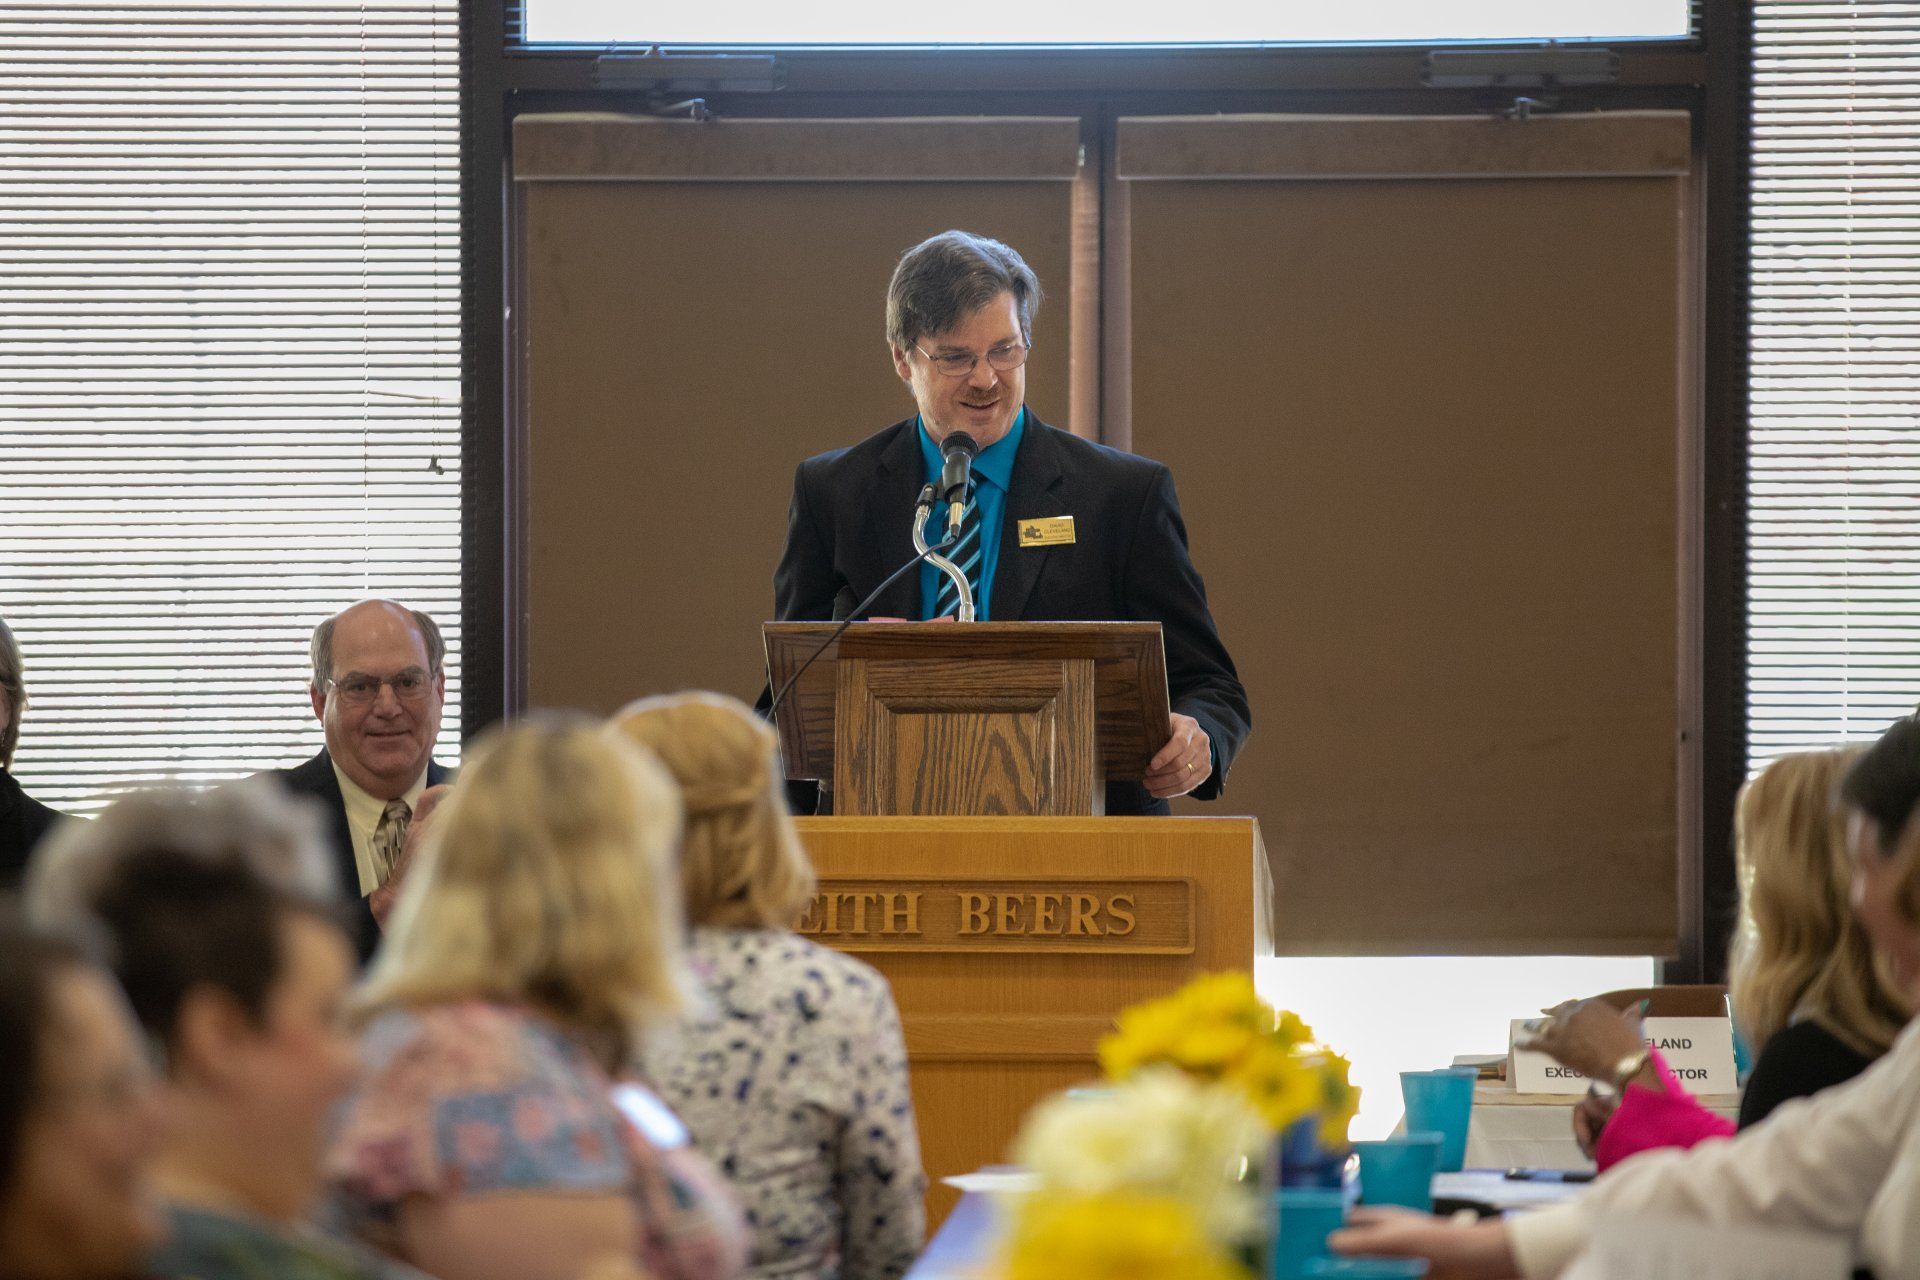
[1017,515,1076,547]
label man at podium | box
[769,229,1250,817]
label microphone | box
[939,431,979,537]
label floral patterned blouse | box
[324,1001,747,1280]
[635,928,926,1280]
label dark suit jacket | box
[258,747,450,962]
[769,413,1251,816]
[0,767,64,894]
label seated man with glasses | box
[257,600,453,960]
[767,229,1249,816]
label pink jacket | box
[1592,1048,1735,1172]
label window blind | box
[0,1,461,813]
[1750,0,1920,765]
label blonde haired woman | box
[325,718,746,1280]
[1727,746,1908,1114]
[1522,748,1909,1171]
[612,692,925,1280]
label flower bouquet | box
[994,973,1360,1278]
[1099,972,1359,1156]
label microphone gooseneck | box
[762,485,958,726]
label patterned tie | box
[369,798,411,887]
[935,488,982,619]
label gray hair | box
[27,778,338,938]
[309,603,446,690]
[0,616,25,770]
[886,230,1043,352]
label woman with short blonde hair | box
[612,690,815,929]
[613,692,926,1280]
[327,718,745,1280]
[356,715,688,1056]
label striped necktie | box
[369,798,411,887]
[935,488,982,619]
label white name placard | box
[1509,1016,1738,1095]
[1510,1019,1591,1093]
[1639,1017,1739,1094]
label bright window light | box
[523,0,1689,47]
[1258,955,1659,1140]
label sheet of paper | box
[1432,1170,1588,1211]
[1563,1215,1849,1280]
[943,1169,1040,1194]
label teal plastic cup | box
[1351,1133,1442,1211]
[1400,1069,1477,1172]
[1305,1258,1430,1278]
[1270,1186,1346,1280]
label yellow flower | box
[1227,1040,1321,1132]
[1174,972,1267,1027]
[1100,999,1191,1079]
[1274,1009,1315,1049]
[1313,1051,1362,1149]
[1100,973,1350,1141]
[1001,1191,1253,1280]
[1169,1022,1259,1074]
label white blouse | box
[1509,1016,1920,1278]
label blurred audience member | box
[0,914,165,1280]
[614,692,926,1280]
[1530,748,1908,1169]
[1331,714,1920,1279]
[28,783,420,1280]
[258,600,453,961]
[1,617,64,891]
[328,718,746,1280]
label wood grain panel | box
[796,816,1270,1225]
[795,875,1194,953]
[902,1013,1117,1059]
[764,621,1169,786]
[837,656,1097,815]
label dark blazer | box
[258,747,450,962]
[770,413,1251,816]
[0,767,64,894]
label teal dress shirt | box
[917,409,1024,621]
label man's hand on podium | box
[1145,713,1212,800]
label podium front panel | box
[795,815,1271,1228]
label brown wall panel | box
[523,175,1076,716]
[1128,174,1688,954]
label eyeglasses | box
[913,340,1031,379]
[327,667,436,706]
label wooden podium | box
[764,621,1172,815]
[763,622,1271,1225]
